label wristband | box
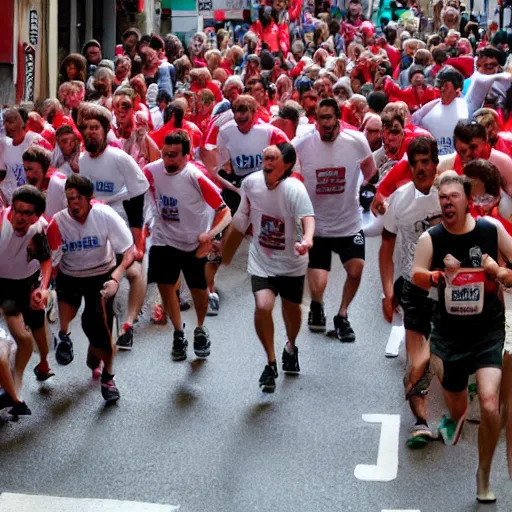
[111,277,119,285]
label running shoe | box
[33,361,55,382]
[282,345,300,374]
[0,392,15,410]
[308,301,326,332]
[101,377,120,404]
[406,424,437,449]
[259,362,278,393]
[439,413,466,446]
[333,314,356,343]
[55,331,74,366]
[193,326,211,358]
[172,328,188,361]
[116,325,133,351]
[46,289,58,324]
[177,289,192,311]
[207,292,220,316]
[152,304,167,325]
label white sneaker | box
[207,292,220,316]
[46,290,58,324]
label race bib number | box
[259,215,285,251]
[444,268,485,316]
[315,167,345,195]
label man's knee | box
[480,391,500,416]
[344,259,364,280]
[126,262,143,281]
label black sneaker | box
[55,331,74,365]
[10,401,32,416]
[0,392,15,410]
[308,301,326,332]
[101,377,120,404]
[333,314,356,343]
[116,325,133,351]
[172,328,188,361]
[259,362,278,393]
[282,345,300,374]
[193,326,211,358]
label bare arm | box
[411,232,437,291]
[360,154,377,184]
[379,229,396,322]
[295,215,315,255]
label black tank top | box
[429,217,503,333]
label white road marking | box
[382,510,420,512]
[354,414,400,482]
[385,312,405,358]
[0,493,180,512]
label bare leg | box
[307,268,328,304]
[442,388,468,422]
[58,301,79,333]
[339,258,364,317]
[501,351,512,479]
[158,283,181,331]
[254,289,277,364]
[205,262,220,293]
[4,313,33,392]
[281,298,302,352]
[0,341,20,402]
[32,324,49,365]
[476,367,502,502]
[404,329,430,422]
[190,288,208,327]
[124,262,146,327]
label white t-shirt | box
[383,181,441,280]
[47,202,133,278]
[417,98,468,156]
[0,208,48,280]
[292,127,372,237]
[233,172,314,277]
[144,160,225,252]
[216,121,288,177]
[79,146,149,220]
[45,170,67,219]
[1,132,45,200]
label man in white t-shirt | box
[144,130,231,362]
[204,94,288,315]
[411,68,468,156]
[78,103,149,351]
[223,143,315,392]
[47,174,135,404]
[1,108,48,201]
[293,98,376,342]
[380,136,441,448]
[0,186,54,416]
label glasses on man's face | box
[162,152,180,159]
[386,128,402,135]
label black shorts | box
[219,170,243,214]
[439,340,504,393]
[396,277,434,339]
[0,272,45,331]
[56,270,115,352]
[308,231,365,271]
[251,275,305,304]
[148,245,207,289]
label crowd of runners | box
[1,0,512,503]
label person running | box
[77,103,149,351]
[143,130,231,361]
[0,185,54,404]
[292,98,376,341]
[205,94,288,315]
[47,174,135,403]
[411,67,468,155]
[379,137,441,447]
[222,143,315,392]
[412,171,512,503]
